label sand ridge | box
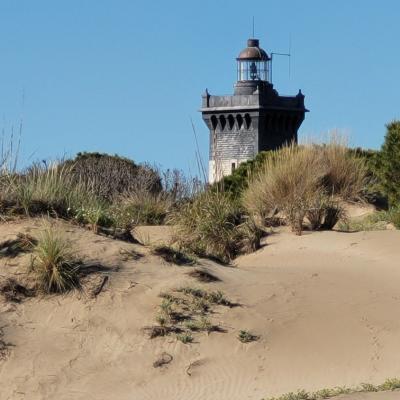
[1,220,400,399]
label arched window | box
[244,113,252,130]
[219,115,226,130]
[237,114,243,129]
[228,115,235,130]
[211,115,218,130]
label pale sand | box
[1,219,400,400]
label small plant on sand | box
[176,332,193,344]
[185,317,213,333]
[238,330,259,343]
[31,226,80,293]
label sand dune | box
[1,220,400,400]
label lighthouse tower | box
[201,38,308,183]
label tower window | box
[231,162,236,172]
[244,113,252,129]
[211,115,218,130]
[219,115,226,130]
[228,115,235,130]
[237,114,243,129]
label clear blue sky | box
[1,1,399,172]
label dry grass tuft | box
[169,190,262,263]
[244,140,367,235]
[31,226,80,293]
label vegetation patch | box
[62,152,162,201]
[238,329,259,343]
[264,378,400,400]
[146,287,234,343]
[176,332,194,344]
[337,211,391,232]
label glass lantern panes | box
[237,60,269,82]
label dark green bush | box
[63,152,162,201]
[376,121,400,207]
[212,152,270,197]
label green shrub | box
[238,330,259,343]
[388,206,400,229]
[376,121,400,207]
[212,151,270,197]
[169,190,262,263]
[31,226,80,293]
[63,152,161,201]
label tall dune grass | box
[243,140,367,234]
[169,190,262,263]
[31,226,79,293]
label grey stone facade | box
[200,39,308,183]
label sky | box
[1,0,400,173]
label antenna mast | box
[270,34,292,83]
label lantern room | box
[236,38,270,82]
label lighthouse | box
[201,38,308,183]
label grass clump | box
[244,139,367,235]
[176,332,193,344]
[31,226,80,293]
[169,190,262,263]
[238,329,259,343]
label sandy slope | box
[1,220,400,400]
